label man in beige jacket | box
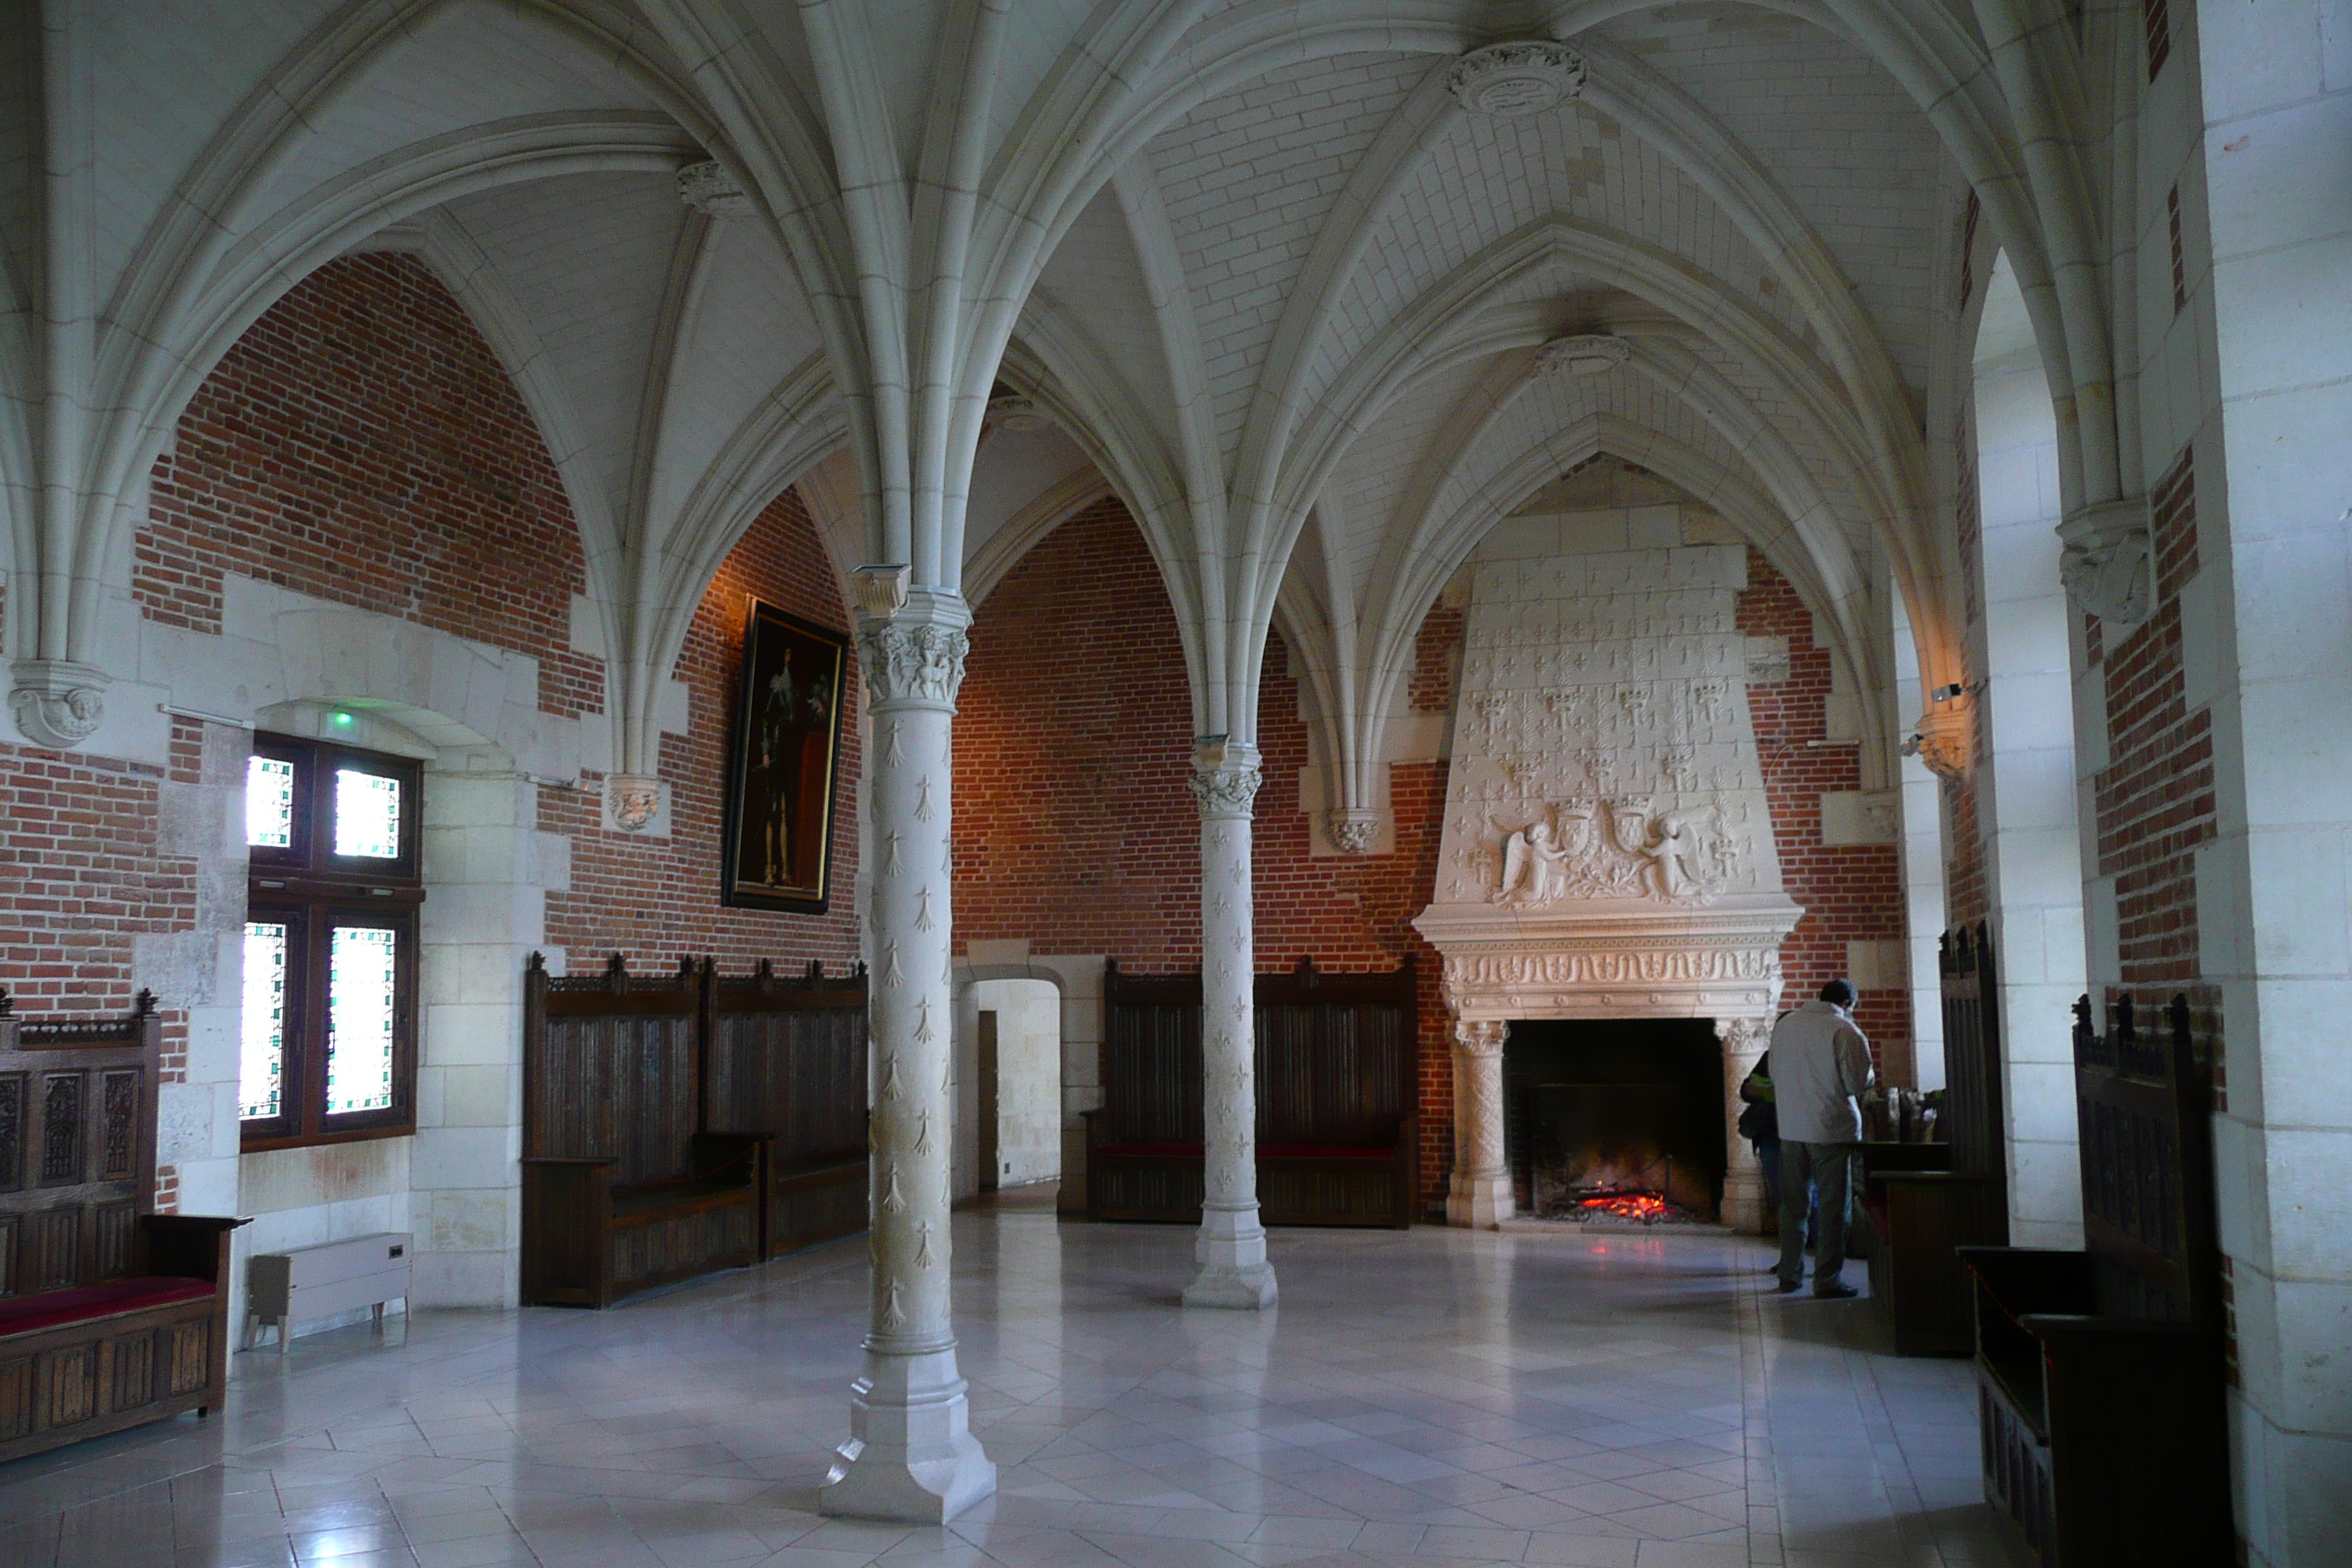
[1769,979,1875,1297]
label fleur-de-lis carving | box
[884,832,903,875]
[915,886,935,932]
[885,720,906,766]
[883,1164,907,1213]
[915,774,935,821]
[913,1107,934,1156]
[882,942,903,987]
[881,1278,908,1327]
[915,996,935,1044]
[881,1055,903,1099]
[916,1221,935,1270]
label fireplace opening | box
[1504,1019,1727,1223]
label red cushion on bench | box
[1257,1144,1395,1161]
[0,1276,214,1337]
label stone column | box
[1183,738,1277,1309]
[1715,1016,1771,1234]
[819,584,995,1523]
[1447,1019,1511,1227]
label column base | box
[1186,1202,1277,1309]
[1722,1167,1769,1235]
[819,1345,996,1523]
[1183,1261,1278,1309]
[1447,1172,1512,1229]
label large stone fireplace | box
[1414,512,1803,1232]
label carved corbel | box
[9,660,110,750]
[675,159,755,221]
[2058,497,2156,628]
[1902,702,1972,780]
[606,773,664,834]
[1327,807,1381,855]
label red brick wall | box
[132,249,856,981]
[956,506,1914,1214]
[0,743,189,1012]
[1738,551,1914,1071]
[140,253,603,717]
[543,486,862,971]
[2091,447,2212,987]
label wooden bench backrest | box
[0,991,161,1297]
[1254,957,1416,1147]
[706,960,869,1165]
[523,954,704,1187]
[1101,961,1203,1146]
[2074,992,2221,1326]
[1940,924,2009,1218]
[1100,958,1417,1147]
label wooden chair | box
[1859,921,2009,1354]
[0,990,244,1462]
[706,960,870,1257]
[1959,993,2231,1566]
[519,955,764,1308]
[1084,957,1418,1228]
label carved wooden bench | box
[0,991,244,1463]
[520,957,761,1308]
[706,960,870,1258]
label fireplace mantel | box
[1414,894,1803,1025]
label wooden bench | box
[1858,923,2008,1355]
[520,956,764,1308]
[0,990,244,1463]
[1085,957,1418,1229]
[706,960,870,1257]
[1959,992,2231,1566]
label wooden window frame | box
[241,734,424,1150]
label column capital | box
[1713,1015,1768,1053]
[856,587,971,714]
[2058,497,2155,628]
[1455,1018,1509,1057]
[1188,736,1262,821]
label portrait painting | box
[722,600,849,913]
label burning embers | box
[1558,1187,1703,1225]
[1534,1154,1711,1226]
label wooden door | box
[977,1009,1000,1192]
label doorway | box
[961,977,1060,1193]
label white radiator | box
[245,1232,411,1354]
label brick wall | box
[140,253,603,717]
[542,485,862,972]
[956,505,1913,1215]
[1737,551,1914,1067]
[2091,447,2213,987]
[133,249,857,984]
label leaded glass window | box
[239,921,290,1120]
[246,755,295,849]
[325,925,399,1114]
[333,769,402,859]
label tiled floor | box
[0,1204,2021,1568]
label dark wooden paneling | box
[1089,957,1417,1228]
[1961,992,2231,1567]
[710,961,870,1259]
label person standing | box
[1768,979,1875,1297]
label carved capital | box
[2058,497,2155,628]
[676,159,755,220]
[606,773,663,834]
[1904,704,1972,780]
[1455,1018,1509,1058]
[10,660,109,750]
[1327,807,1381,855]
[1190,737,1262,821]
[1714,1015,1767,1055]
[1447,40,1587,118]
[856,590,970,714]
[1536,333,1630,378]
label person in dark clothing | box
[1738,1050,1782,1225]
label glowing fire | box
[1572,1188,1679,1222]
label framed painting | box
[722,599,850,913]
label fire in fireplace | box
[1504,1019,1728,1222]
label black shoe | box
[1814,1281,1858,1300]
[1775,1278,1802,1294]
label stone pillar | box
[1715,1016,1770,1233]
[1183,738,1277,1310]
[1446,1019,1511,1227]
[819,586,995,1523]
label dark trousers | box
[1776,1141,1856,1290]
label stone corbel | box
[605,773,665,834]
[676,159,755,221]
[1903,703,1972,780]
[9,660,110,751]
[1327,807,1382,855]
[2058,497,2156,628]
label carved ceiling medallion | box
[1447,42,1588,118]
